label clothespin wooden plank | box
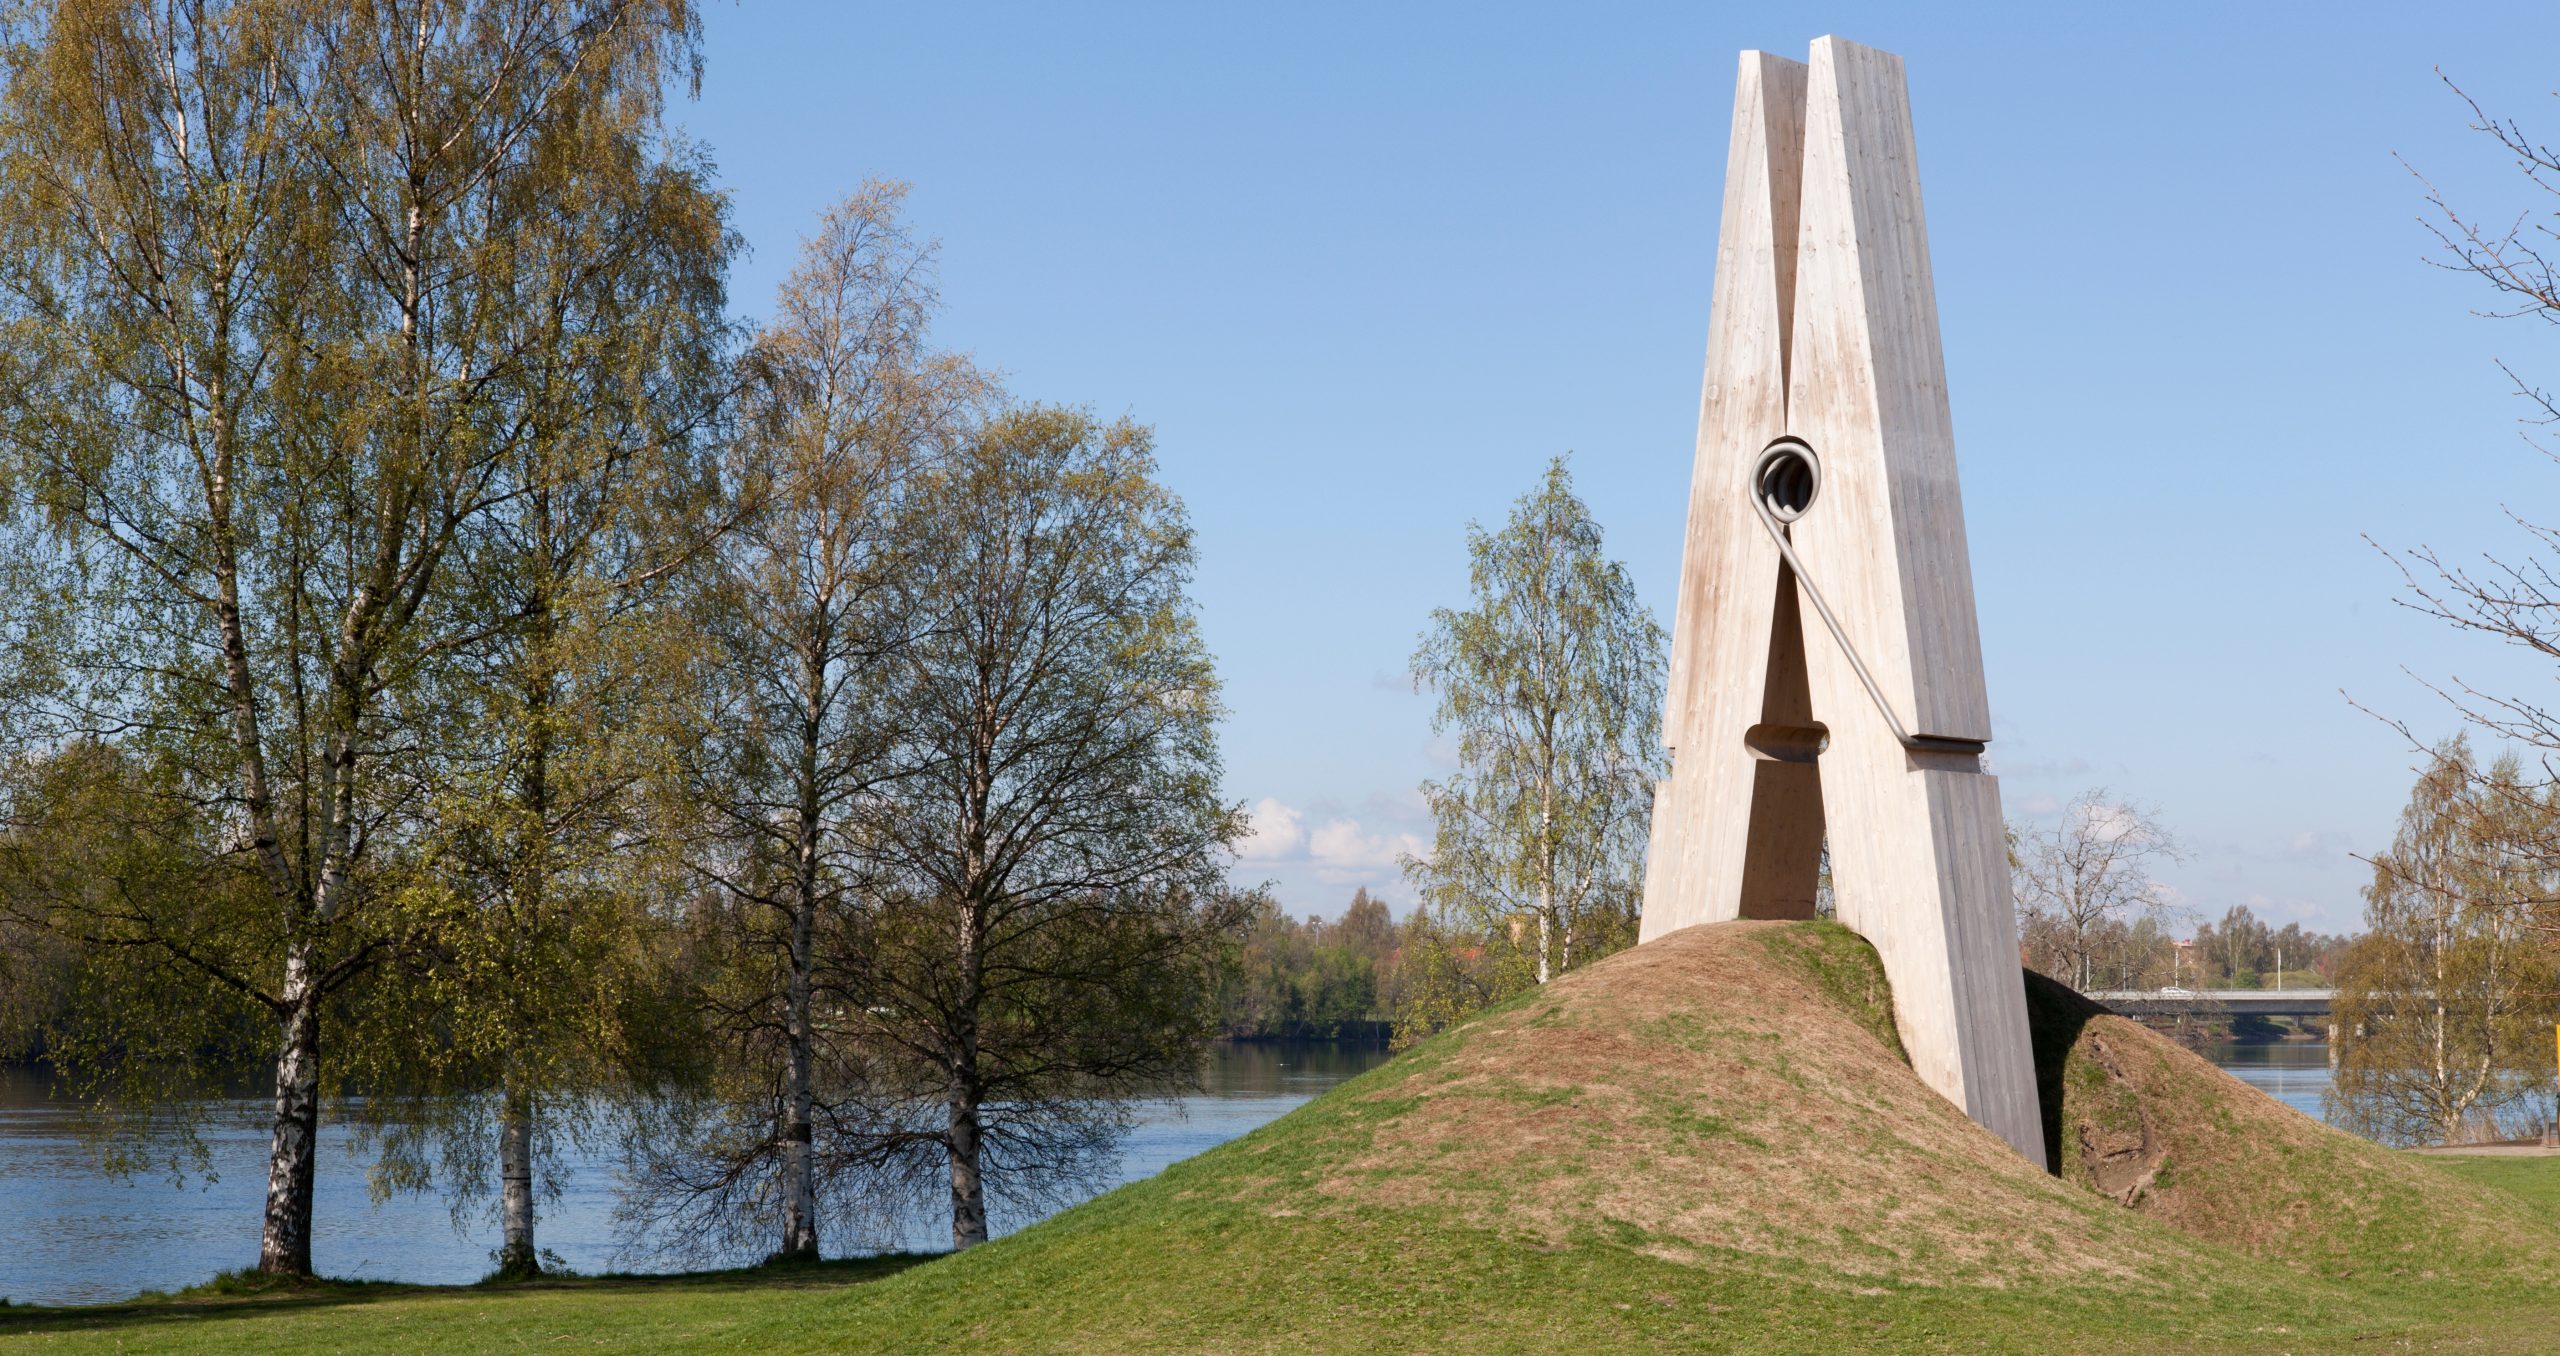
[1642,36,2047,1171]
[1643,50,1820,937]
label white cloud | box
[1236,797,1306,861]
[1309,817,1428,876]
[1231,796,1430,912]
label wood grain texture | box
[1641,37,2045,1169]
[1785,35,2041,1168]
[1640,50,1812,941]
[1786,37,1988,745]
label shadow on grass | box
[2021,967,2103,1177]
[0,1253,936,1338]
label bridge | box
[2081,988,2335,1019]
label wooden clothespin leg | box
[1642,37,2048,1171]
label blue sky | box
[676,3,2560,935]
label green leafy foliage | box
[0,0,731,1273]
[1217,889,1402,1040]
[1402,456,1664,1033]
[2328,738,2560,1146]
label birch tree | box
[2329,740,2556,1146]
[344,63,734,1277]
[619,182,981,1263]
[2010,790,2181,992]
[0,0,705,1276]
[1404,457,1665,995]
[847,405,1245,1251]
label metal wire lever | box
[1747,438,1986,758]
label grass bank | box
[0,1257,927,1352]
[7,920,2557,1354]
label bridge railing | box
[2080,988,2335,1017]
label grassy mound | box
[812,920,2560,1353]
[10,919,2559,1354]
[2028,972,2560,1288]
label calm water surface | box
[2198,1040,2334,1122]
[0,1040,2336,1306]
[0,1042,1391,1306]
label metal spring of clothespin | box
[1747,437,1985,759]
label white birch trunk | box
[779,894,818,1259]
[1537,765,1554,986]
[2435,906,2455,1143]
[257,950,322,1275]
[947,1075,986,1250]
[947,915,989,1250]
[778,630,826,1261]
[497,1082,537,1275]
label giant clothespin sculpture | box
[1641,37,2047,1169]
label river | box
[2198,1040,2333,1121]
[0,1043,1393,1307]
[0,1040,2326,1307]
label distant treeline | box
[1215,870,1643,1049]
[2189,908,2354,989]
[2016,904,2353,994]
[8,891,2367,1062]
[1217,890,1407,1043]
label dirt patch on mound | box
[1297,922,2189,1289]
[2068,1031,2166,1205]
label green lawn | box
[2425,1152,2560,1213]
[10,922,2560,1355]
[4,1162,2558,1355]
[797,1152,2560,1356]
[0,1258,929,1353]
